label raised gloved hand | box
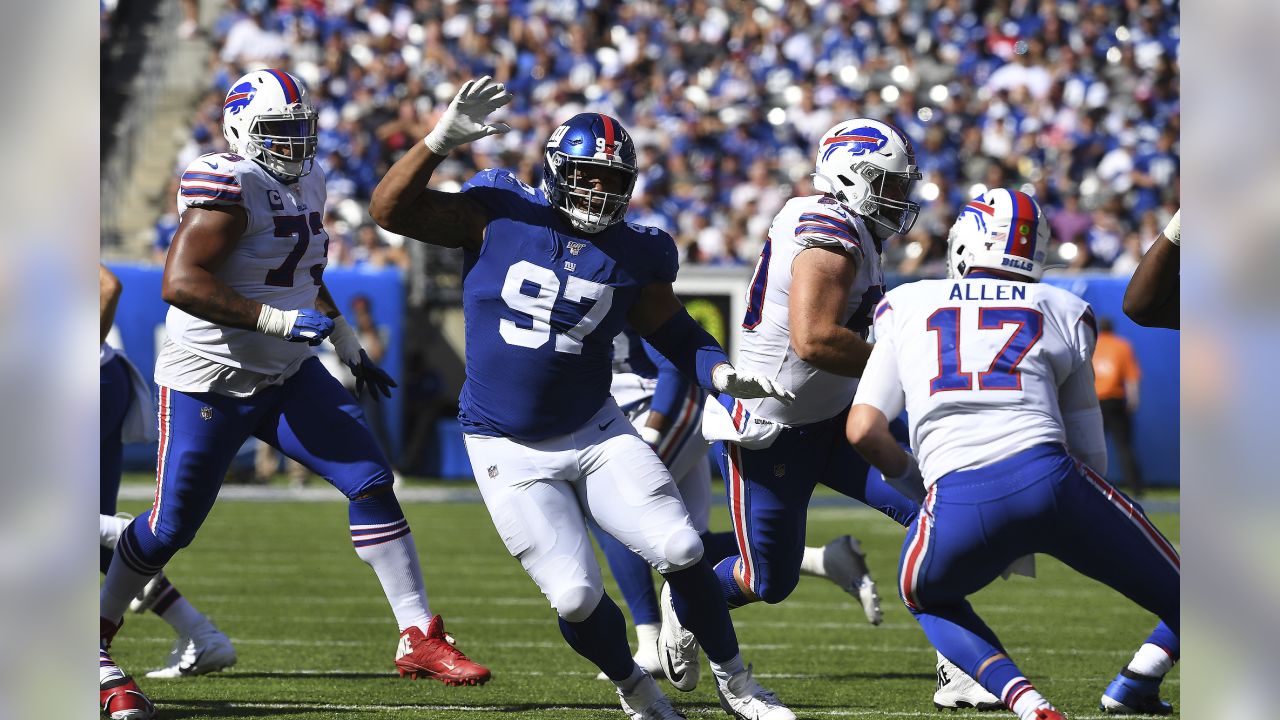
[328,316,398,400]
[257,306,334,346]
[711,363,795,405]
[423,76,513,155]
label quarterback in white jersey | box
[99,70,489,720]
[847,189,1179,720]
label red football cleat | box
[394,615,491,686]
[101,676,157,720]
[1034,709,1067,720]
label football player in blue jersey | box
[99,70,490,720]
[371,76,797,720]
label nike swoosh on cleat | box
[664,649,685,683]
[598,418,616,431]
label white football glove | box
[423,76,513,155]
[711,363,795,405]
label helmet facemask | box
[823,161,922,241]
[245,106,318,180]
[544,152,636,234]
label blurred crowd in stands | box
[157,0,1179,279]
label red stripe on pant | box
[1077,461,1180,571]
[727,444,754,589]
[899,484,937,611]
[658,387,700,464]
[150,387,172,533]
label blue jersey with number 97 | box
[457,169,678,440]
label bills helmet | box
[812,119,922,240]
[222,69,318,180]
[947,188,1051,281]
[541,113,637,234]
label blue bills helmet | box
[541,113,637,234]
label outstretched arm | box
[1123,210,1179,329]
[100,264,122,344]
[631,282,794,403]
[369,76,511,251]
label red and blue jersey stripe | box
[796,212,858,247]
[180,168,241,203]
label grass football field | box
[110,477,1179,719]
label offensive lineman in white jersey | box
[846,189,1180,719]
[659,119,923,688]
[98,69,488,720]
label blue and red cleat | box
[1100,668,1173,715]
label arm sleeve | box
[643,339,694,419]
[643,308,729,393]
[1059,361,1108,472]
[852,338,906,419]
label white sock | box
[709,653,746,685]
[101,559,156,625]
[100,648,126,685]
[635,622,660,655]
[352,525,431,632]
[613,663,645,693]
[100,514,129,549]
[799,545,827,577]
[160,595,208,637]
[1010,687,1051,720]
[1127,643,1174,677]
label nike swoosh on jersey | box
[598,418,615,431]
[202,160,218,169]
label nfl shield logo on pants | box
[200,406,213,421]
[487,465,499,479]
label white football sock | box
[1011,690,1051,720]
[100,514,129,549]
[799,545,827,577]
[160,595,208,637]
[709,653,746,685]
[613,663,645,693]
[353,527,431,632]
[101,560,155,625]
[1127,642,1174,677]
[635,622,660,654]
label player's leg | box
[588,517,664,677]
[466,433,680,716]
[902,453,1072,719]
[101,386,259,718]
[713,427,826,608]
[1045,461,1180,714]
[100,357,131,574]
[580,418,794,719]
[263,359,487,685]
[102,387,260,627]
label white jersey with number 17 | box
[853,278,1097,486]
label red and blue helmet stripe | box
[264,69,301,104]
[1002,189,1041,260]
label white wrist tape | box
[711,363,732,392]
[1162,209,1180,246]
[256,305,297,339]
[423,128,452,156]
[638,426,662,447]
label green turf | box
[110,482,1178,719]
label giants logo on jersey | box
[820,126,889,162]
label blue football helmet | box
[541,113,637,234]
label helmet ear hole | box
[836,174,854,187]
[229,127,239,139]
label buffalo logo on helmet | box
[820,126,889,162]
[223,81,255,116]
